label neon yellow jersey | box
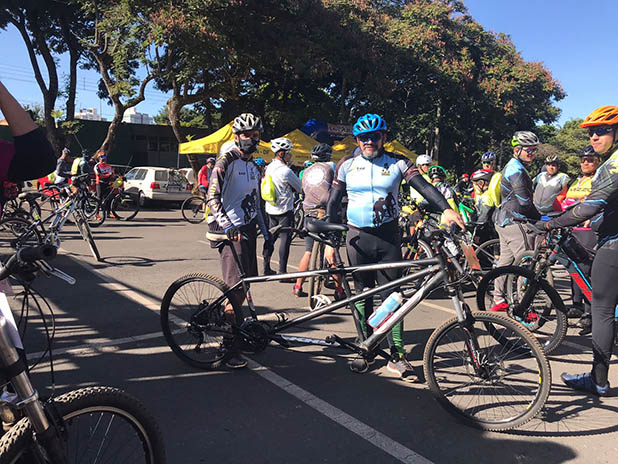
[480,172,501,208]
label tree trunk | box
[431,103,441,164]
[338,77,349,123]
[100,107,123,154]
[167,94,200,175]
[65,40,79,122]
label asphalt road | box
[8,209,618,463]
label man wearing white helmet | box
[415,154,432,181]
[490,131,542,312]
[263,137,302,277]
[207,112,271,369]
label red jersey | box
[198,165,211,188]
[94,162,114,184]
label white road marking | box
[245,358,435,464]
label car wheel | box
[138,191,148,207]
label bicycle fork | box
[0,317,67,463]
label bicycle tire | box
[476,265,567,354]
[181,196,206,224]
[308,241,326,310]
[161,273,237,369]
[423,311,551,431]
[0,217,42,256]
[112,192,140,221]
[0,386,166,464]
[474,238,500,273]
[74,212,102,261]
[291,205,304,241]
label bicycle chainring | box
[238,320,270,353]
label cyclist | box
[293,143,343,299]
[428,165,459,211]
[198,157,215,197]
[533,154,570,214]
[541,106,618,396]
[263,137,302,277]
[54,147,73,185]
[455,173,473,198]
[94,151,116,214]
[299,160,314,181]
[207,112,271,369]
[559,145,601,334]
[491,131,541,312]
[415,154,432,181]
[326,113,464,382]
[471,168,494,224]
[253,157,266,178]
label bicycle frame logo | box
[570,271,592,302]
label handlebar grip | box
[17,245,57,263]
[206,232,229,242]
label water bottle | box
[367,292,403,329]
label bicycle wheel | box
[74,212,102,261]
[308,241,326,310]
[0,217,41,256]
[291,205,304,241]
[474,238,500,273]
[161,273,237,369]
[0,386,166,464]
[112,192,140,221]
[513,250,555,288]
[181,196,206,224]
[424,311,551,431]
[476,265,567,354]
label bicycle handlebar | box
[0,245,58,281]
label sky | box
[0,0,616,126]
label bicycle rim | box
[0,217,41,256]
[181,196,206,224]
[0,387,166,464]
[424,311,551,431]
[112,192,140,220]
[161,273,235,369]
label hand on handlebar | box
[529,220,550,235]
[443,208,466,231]
[225,225,241,241]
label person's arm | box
[0,81,56,181]
[510,169,541,220]
[286,167,302,193]
[326,156,351,223]
[548,162,617,229]
[207,153,235,231]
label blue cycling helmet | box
[303,160,314,168]
[481,152,496,163]
[254,158,266,167]
[352,113,387,136]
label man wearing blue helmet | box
[326,113,464,382]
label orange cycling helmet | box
[579,106,618,128]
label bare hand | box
[442,208,465,231]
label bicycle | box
[161,219,551,431]
[88,177,140,227]
[0,175,102,261]
[476,227,575,353]
[0,245,166,462]
[181,192,207,224]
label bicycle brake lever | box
[38,261,76,285]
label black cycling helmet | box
[311,143,333,161]
[579,145,598,157]
[545,154,560,164]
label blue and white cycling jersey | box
[333,150,415,228]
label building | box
[122,107,154,125]
[76,108,106,121]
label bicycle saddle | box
[305,217,348,234]
[17,192,43,201]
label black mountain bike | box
[161,220,551,431]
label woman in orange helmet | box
[541,105,618,396]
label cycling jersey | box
[302,161,334,217]
[495,158,540,227]
[198,165,211,188]
[94,162,114,184]
[207,141,267,232]
[264,158,302,215]
[561,176,593,209]
[432,180,458,211]
[549,148,618,248]
[533,171,570,214]
[328,149,450,228]
[54,157,72,183]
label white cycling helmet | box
[511,131,540,147]
[232,113,263,134]
[416,154,432,166]
[270,137,294,154]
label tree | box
[79,0,163,154]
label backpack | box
[261,173,277,205]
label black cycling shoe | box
[577,315,592,335]
[567,305,584,319]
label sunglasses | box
[581,156,599,164]
[357,132,382,143]
[482,162,493,167]
[521,147,538,155]
[588,126,614,137]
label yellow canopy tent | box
[332,136,417,162]
[179,123,319,166]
